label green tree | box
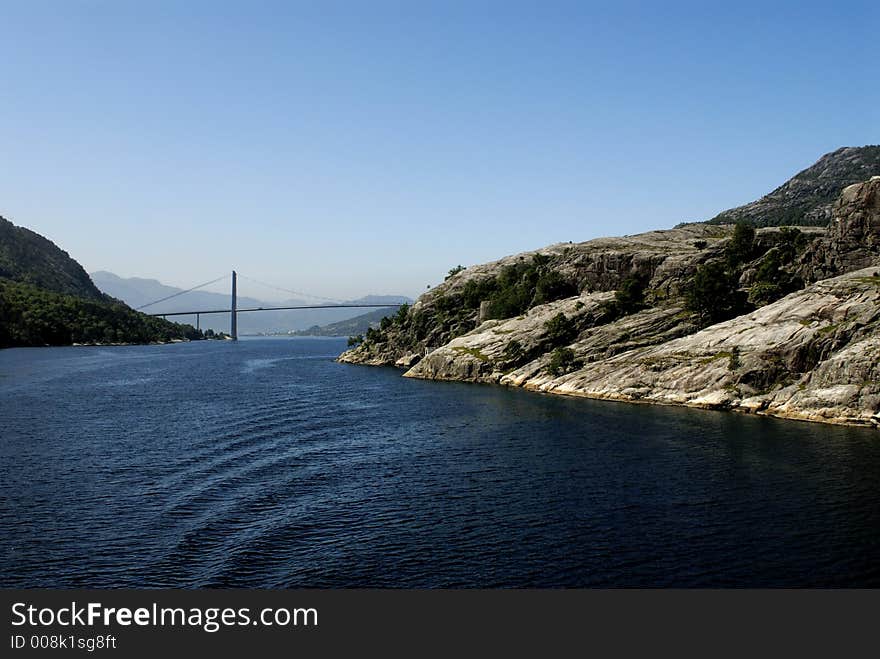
[394,304,410,324]
[446,265,465,280]
[0,279,203,348]
[502,339,524,364]
[748,248,802,306]
[614,273,648,314]
[533,270,576,306]
[726,221,756,266]
[460,255,577,321]
[686,261,748,326]
[544,313,577,346]
[728,346,741,370]
[548,347,578,376]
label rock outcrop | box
[340,174,880,428]
[519,266,880,427]
[800,176,880,281]
[827,176,880,267]
[341,223,738,366]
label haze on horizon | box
[1,1,877,301]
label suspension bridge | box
[137,271,404,340]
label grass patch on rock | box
[452,346,491,362]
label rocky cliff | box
[340,174,880,428]
[504,265,880,427]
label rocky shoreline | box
[340,175,880,429]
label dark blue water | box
[1,337,878,587]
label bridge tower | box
[231,270,238,341]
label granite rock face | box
[340,223,736,366]
[800,176,880,281]
[828,176,880,267]
[408,292,617,383]
[340,176,880,428]
[523,267,880,427]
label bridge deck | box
[150,303,404,317]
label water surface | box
[1,337,878,587]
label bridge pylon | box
[231,270,238,341]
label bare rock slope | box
[512,266,880,427]
[341,176,880,428]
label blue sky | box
[1,1,877,300]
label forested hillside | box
[0,215,203,348]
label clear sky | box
[1,1,877,300]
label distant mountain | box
[0,217,202,347]
[90,271,196,309]
[91,271,412,334]
[91,270,279,323]
[706,145,880,227]
[1,216,103,299]
[292,307,401,337]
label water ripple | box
[1,338,879,588]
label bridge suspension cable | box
[135,274,230,311]
[235,273,345,304]
[146,270,404,344]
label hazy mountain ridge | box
[92,270,411,334]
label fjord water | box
[1,338,878,588]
